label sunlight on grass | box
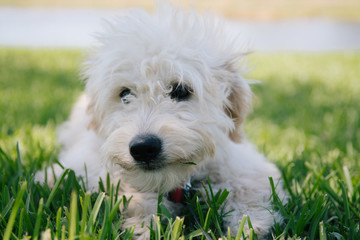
[0,49,83,160]
[0,49,83,127]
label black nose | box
[129,134,162,163]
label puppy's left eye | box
[170,84,191,101]
[120,88,132,104]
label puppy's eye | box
[120,88,132,104]
[170,84,191,101]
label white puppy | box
[38,4,286,239]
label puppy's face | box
[84,7,252,192]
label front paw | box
[123,215,152,240]
[34,165,64,187]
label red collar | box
[168,177,192,203]
[169,188,185,203]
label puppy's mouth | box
[112,134,199,172]
[136,157,198,171]
[112,155,197,174]
[112,156,164,171]
[136,159,165,171]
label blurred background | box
[1,0,360,51]
[1,2,360,239]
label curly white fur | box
[36,3,287,239]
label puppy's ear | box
[86,100,100,132]
[224,63,252,143]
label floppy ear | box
[222,61,253,143]
[226,80,252,142]
[86,100,100,132]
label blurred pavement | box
[1,7,360,51]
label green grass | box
[1,49,360,239]
[245,53,360,239]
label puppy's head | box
[84,4,252,193]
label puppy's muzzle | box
[129,134,163,170]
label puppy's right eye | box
[170,84,191,101]
[120,88,132,104]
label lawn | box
[0,49,359,239]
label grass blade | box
[172,217,184,239]
[202,208,213,240]
[99,198,110,240]
[88,192,105,232]
[295,201,310,234]
[339,180,351,227]
[17,208,25,238]
[269,177,287,214]
[80,193,91,234]
[249,228,255,240]
[69,191,78,240]
[235,215,247,240]
[342,166,354,197]
[16,142,23,177]
[319,221,327,240]
[3,181,27,240]
[45,169,70,208]
[196,197,205,226]
[188,229,203,240]
[227,226,231,239]
[215,189,229,207]
[1,198,15,218]
[154,215,162,240]
[56,207,62,240]
[33,198,44,240]
[310,198,329,240]
[108,197,123,222]
[246,216,257,239]
[61,225,66,240]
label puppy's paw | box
[34,165,64,187]
[123,215,152,240]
